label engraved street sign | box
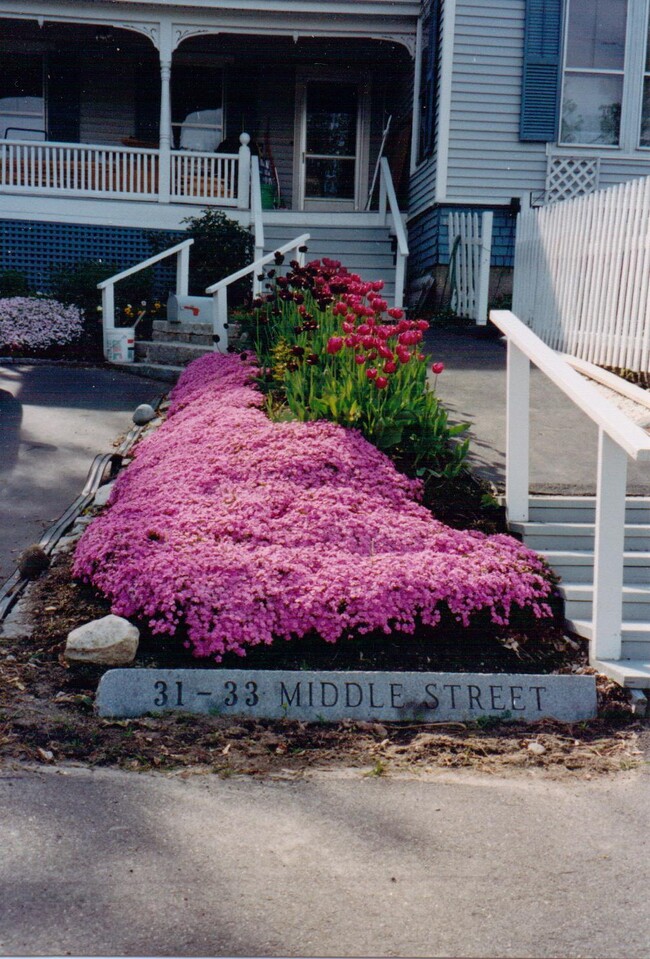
[96,669,598,722]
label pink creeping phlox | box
[74,352,555,663]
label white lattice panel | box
[545,156,600,204]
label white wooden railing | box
[250,155,265,292]
[378,157,408,308]
[206,233,310,353]
[491,309,650,663]
[97,238,193,360]
[0,133,252,207]
[513,175,650,372]
[448,211,493,325]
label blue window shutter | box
[520,0,562,141]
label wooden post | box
[505,341,530,523]
[176,244,190,296]
[238,133,251,210]
[476,211,493,326]
[592,429,627,662]
[212,288,229,353]
[394,254,406,309]
[102,283,114,361]
[158,57,172,203]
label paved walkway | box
[0,363,164,583]
[427,327,650,496]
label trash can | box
[106,328,135,364]
[167,294,212,324]
[260,183,276,210]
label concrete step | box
[540,550,650,584]
[136,341,214,367]
[528,495,650,525]
[593,658,650,689]
[107,361,184,384]
[561,583,650,622]
[510,521,650,551]
[567,618,650,660]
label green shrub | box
[0,270,30,296]
[181,209,254,304]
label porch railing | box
[97,238,193,359]
[206,233,310,353]
[0,133,251,206]
[491,308,650,663]
[378,156,409,309]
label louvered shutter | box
[520,0,562,141]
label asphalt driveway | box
[0,363,165,583]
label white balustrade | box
[378,157,409,308]
[491,309,650,664]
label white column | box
[102,283,114,361]
[409,16,423,175]
[238,132,251,210]
[158,26,172,204]
[176,244,190,296]
[505,341,530,523]
[592,429,627,662]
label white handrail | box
[490,309,650,664]
[206,233,310,355]
[250,155,265,295]
[378,157,408,308]
[98,238,193,362]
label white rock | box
[65,614,139,665]
[527,741,546,756]
[133,403,156,425]
[93,482,115,508]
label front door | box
[294,76,369,212]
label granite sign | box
[96,669,598,722]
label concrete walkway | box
[427,327,650,496]
[0,363,164,583]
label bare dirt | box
[0,549,645,781]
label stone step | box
[152,320,214,345]
[136,341,215,367]
[593,658,650,689]
[106,361,184,384]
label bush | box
[181,209,254,304]
[0,270,30,297]
[74,353,554,662]
[0,297,84,354]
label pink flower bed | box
[73,353,554,661]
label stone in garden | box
[96,669,598,721]
[17,544,50,579]
[132,403,156,425]
[65,614,139,665]
[93,482,115,508]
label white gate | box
[447,211,493,325]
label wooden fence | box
[512,176,650,372]
[447,211,493,325]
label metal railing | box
[97,238,193,360]
[205,233,310,353]
[491,308,650,663]
[378,156,409,308]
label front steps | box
[129,319,215,382]
[511,495,650,688]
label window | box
[639,10,650,144]
[418,0,440,162]
[171,64,223,152]
[0,55,45,141]
[560,0,627,146]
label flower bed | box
[0,296,84,354]
[74,352,555,663]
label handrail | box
[206,233,310,294]
[491,310,650,461]
[378,157,408,308]
[490,308,650,664]
[206,233,310,355]
[98,238,193,362]
[97,238,193,290]
[250,155,265,295]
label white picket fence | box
[447,211,493,325]
[513,175,650,372]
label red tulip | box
[431,361,445,375]
[327,337,344,354]
[375,375,388,389]
[366,368,378,380]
